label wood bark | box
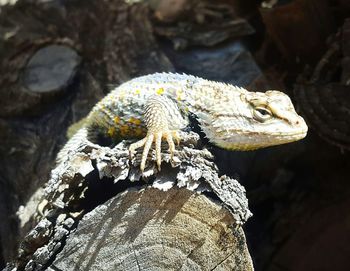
[5,129,253,270]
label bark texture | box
[6,130,252,270]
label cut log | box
[5,130,253,271]
[50,187,253,271]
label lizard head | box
[207,90,308,150]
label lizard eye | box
[253,107,272,122]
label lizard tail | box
[67,117,88,139]
[56,127,90,164]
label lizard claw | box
[129,130,178,172]
[172,131,181,145]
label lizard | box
[64,72,308,172]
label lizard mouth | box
[213,128,308,151]
[269,116,308,142]
[276,129,308,139]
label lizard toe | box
[155,132,162,171]
[129,137,147,158]
[140,134,154,172]
[129,130,180,172]
[165,132,176,160]
[171,131,181,145]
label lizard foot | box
[129,130,179,172]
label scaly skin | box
[83,72,308,171]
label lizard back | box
[86,73,246,142]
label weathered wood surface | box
[5,129,253,271]
[50,187,253,271]
[259,0,335,64]
[294,18,350,150]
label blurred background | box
[0,0,349,270]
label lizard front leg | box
[129,95,186,172]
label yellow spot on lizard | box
[129,117,141,126]
[156,87,165,95]
[120,125,130,137]
[134,127,144,137]
[107,127,116,138]
[176,89,184,101]
[114,116,120,124]
[135,89,141,95]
